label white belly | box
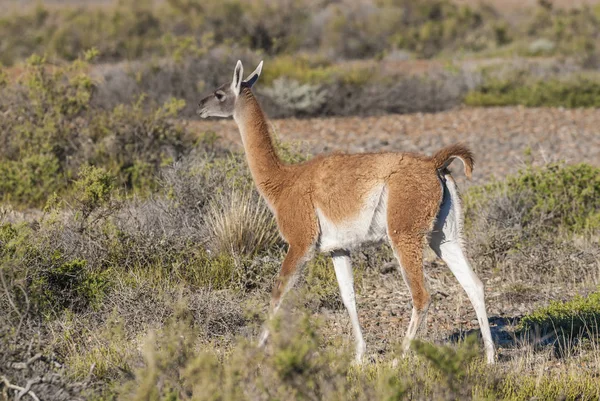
[316,186,388,253]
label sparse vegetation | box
[3,0,600,67]
[1,1,600,399]
[464,163,600,288]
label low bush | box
[93,45,256,117]
[465,75,600,108]
[411,335,480,398]
[260,66,471,118]
[466,163,600,234]
[0,139,288,325]
[519,290,600,340]
[3,0,600,70]
[526,2,600,58]
[1,152,600,399]
[387,1,506,58]
[115,311,600,401]
[262,78,330,117]
[465,162,600,283]
[0,53,192,207]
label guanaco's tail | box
[430,144,474,180]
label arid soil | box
[192,106,600,360]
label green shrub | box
[389,1,505,58]
[0,2,173,65]
[186,252,242,291]
[465,76,600,108]
[89,96,189,193]
[4,0,600,67]
[0,0,308,66]
[0,155,64,207]
[0,54,192,207]
[412,334,480,397]
[464,162,600,283]
[0,0,504,66]
[261,55,336,85]
[519,290,600,339]
[29,257,112,314]
[466,163,600,234]
[72,165,116,221]
[114,309,600,401]
[119,312,361,401]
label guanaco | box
[197,60,495,364]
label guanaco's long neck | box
[233,88,284,197]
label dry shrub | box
[93,48,473,119]
[465,162,600,285]
[258,72,469,118]
[205,188,280,256]
[118,311,372,401]
[0,54,192,207]
[261,78,329,116]
[93,46,261,116]
[111,149,253,263]
[0,326,93,401]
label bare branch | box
[10,353,42,370]
[0,376,40,401]
[0,268,21,321]
[16,377,41,401]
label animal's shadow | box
[446,315,593,361]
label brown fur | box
[234,88,470,313]
[430,143,474,179]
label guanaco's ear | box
[231,60,244,95]
[244,60,263,88]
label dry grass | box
[204,189,280,257]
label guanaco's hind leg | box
[430,174,496,364]
[386,175,440,355]
[390,236,431,353]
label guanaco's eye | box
[215,91,225,101]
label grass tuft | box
[205,188,280,257]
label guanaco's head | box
[197,60,263,118]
